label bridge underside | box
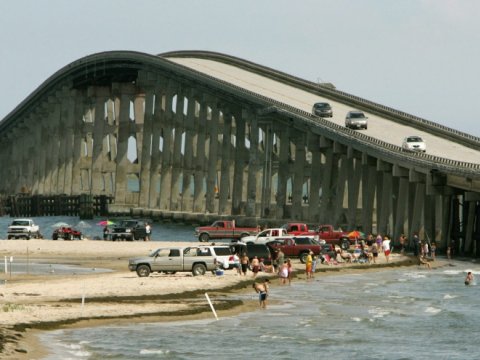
[1,53,480,255]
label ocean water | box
[40,260,480,360]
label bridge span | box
[1,50,480,254]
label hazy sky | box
[1,0,479,135]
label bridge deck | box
[167,57,480,165]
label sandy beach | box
[0,239,431,359]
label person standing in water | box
[465,272,474,286]
[252,279,269,308]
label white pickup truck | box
[7,219,41,240]
[241,228,294,245]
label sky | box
[1,0,479,136]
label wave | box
[140,349,170,355]
[425,307,441,314]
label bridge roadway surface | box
[166,56,480,166]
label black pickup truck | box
[110,219,149,241]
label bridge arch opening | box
[127,136,138,163]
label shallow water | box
[3,258,112,276]
[40,260,480,360]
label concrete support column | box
[378,171,393,236]
[424,194,436,245]
[361,161,376,235]
[333,155,348,225]
[410,182,426,239]
[70,92,85,195]
[291,134,306,220]
[320,148,337,224]
[114,88,134,204]
[44,99,62,194]
[346,157,362,229]
[231,109,247,215]
[179,90,197,212]
[219,111,233,215]
[260,122,274,218]
[307,133,321,222]
[159,84,175,210]
[61,92,75,195]
[205,102,220,214]
[8,125,24,192]
[246,111,260,217]
[138,89,155,207]
[464,201,476,254]
[393,177,409,242]
[56,89,71,194]
[275,127,290,219]
[169,90,185,211]
[434,194,446,248]
[90,87,110,194]
[193,96,208,212]
[148,84,165,208]
[36,107,49,194]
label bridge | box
[1,50,480,254]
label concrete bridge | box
[1,50,480,254]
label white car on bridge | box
[402,136,426,153]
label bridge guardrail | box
[161,50,480,150]
[159,53,480,177]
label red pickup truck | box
[283,223,353,250]
[267,237,326,263]
[194,220,258,242]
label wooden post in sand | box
[205,293,218,320]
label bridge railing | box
[162,55,480,176]
[161,50,480,151]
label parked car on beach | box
[111,219,149,241]
[231,242,272,266]
[128,246,217,277]
[194,220,257,242]
[7,219,41,240]
[198,244,235,269]
[241,228,293,244]
[52,227,83,240]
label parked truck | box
[7,219,41,240]
[128,246,218,277]
[283,223,319,240]
[267,237,326,263]
[283,223,353,250]
[194,220,257,242]
[241,228,292,244]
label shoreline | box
[0,239,438,359]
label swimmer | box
[465,271,474,286]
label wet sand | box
[0,239,435,359]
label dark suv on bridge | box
[312,102,333,117]
[110,219,150,241]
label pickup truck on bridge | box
[194,220,257,242]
